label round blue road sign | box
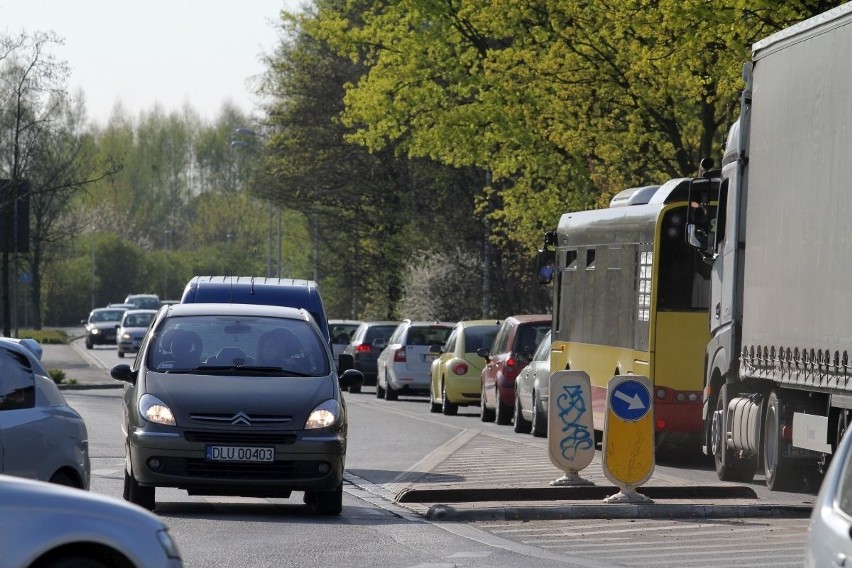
[609,380,651,422]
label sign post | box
[548,370,595,486]
[602,375,654,503]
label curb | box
[424,502,814,521]
[396,484,759,503]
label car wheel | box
[513,393,532,434]
[348,384,362,394]
[531,389,547,438]
[480,386,495,422]
[49,471,79,488]
[85,336,93,350]
[313,482,343,515]
[375,379,385,399]
[38,556,110,568]
[117,351,124,358]
[124,469,155,511]
[429,383,441,413]
[441,382,458,416]
[385,374,399,401]
[496,387,513,426]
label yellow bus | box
[536,178,717,451]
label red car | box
[479,314,552,425]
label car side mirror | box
[429,344,443,354]
[111,363,136,385]
[476,347,490,360]
[339,369,364,390]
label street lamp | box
[231,127,282,278]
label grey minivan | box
[111,303,363,515]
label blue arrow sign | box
[609,379,651,422]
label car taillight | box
[394,347,406,362]
[506,356,517,368]
[451,362,468,375]
[355,343,372,353]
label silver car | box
[117,309,158,358]
[375,320,453,400]
[112,303,363,515]
[513,330,552,437]
[0,473,181,568]
[0,338,89,488]
[807,424,852,566]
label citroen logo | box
[230,411,251,425]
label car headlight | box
[139,394,176,426]
[156,529,181,560]
[305,399,340,430]
[121,332,131,340]
[91,328,100,335]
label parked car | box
[0,474,182,568]
[125,293,162,310]
[117,309,158,358]
[83,307,128,349]
[0,338,90,489]
[375,320,453,400]
[429,320,501,416]
[807,422,852,567]
[513,330,552,437]
[341,321,401,393]
[180,276,330,342]
[329,319,362,367]
[479,314,552,425]
[111,302,363,515]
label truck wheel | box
[712,383,756,482]
[513,393,532,433]
[531,389,547,438]
[763,390,800,491]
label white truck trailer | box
[687,4,852,490]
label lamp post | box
[230,127,282,278]
[90,225,96,310]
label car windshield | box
[123,313,155,327]
[464,326,499,353]
[330,323,358,345]
[91,309,125,323]
[408,326,452,346]
[147,314,330,376]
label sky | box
[0,0,304,126]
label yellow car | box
[429,320,501,415]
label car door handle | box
[715,303,721,319]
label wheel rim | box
[765,404,779,477]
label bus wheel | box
[763,390,800,491]
[712,383,756,482]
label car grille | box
[156,457,330,480]
[183,431,297,445]
[189,412,292,426]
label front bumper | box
[129,428,346,494]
